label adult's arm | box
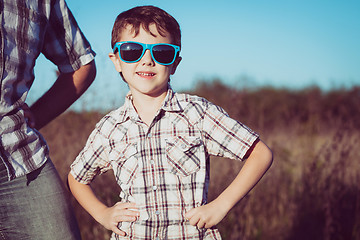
[29,60,96,129]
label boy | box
[68,5,273,240]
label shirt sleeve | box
[42,0,95,73]
[70,125,111,184]
[201,102,259,161]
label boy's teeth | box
[138,72,154,76]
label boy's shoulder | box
[175,92,227,112]
[93,105,128,137]
[171,92,228,123]
[173,92,208,111]
[175,92,206,104]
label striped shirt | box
[71,88,259,240]
[0,0,95,182]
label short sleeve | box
[42,0,95,73]
[70,126,111,184]
[202,103,259,161]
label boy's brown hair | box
[111,5,181,49]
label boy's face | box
[109,24,181,98]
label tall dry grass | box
[40,81,360,240]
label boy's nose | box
[140,49,155,66]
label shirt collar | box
[121,86,183,123]
[161,86,183,112]
[123,92,140,122]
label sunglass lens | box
[153,45,176,64]
[120,43,143,62]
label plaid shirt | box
[71,88,259,240]
[0,0,95,182]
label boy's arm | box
[185,139,273,229]
[67,173,139,236]
[28,60,96,129]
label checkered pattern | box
[71,88,259,240]
[0,0,95,182]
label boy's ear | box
[170,56,182,75]
[109,53,122,72]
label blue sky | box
[29,0,360,110]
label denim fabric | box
[0,160,81,240]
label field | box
[40,81,360,240]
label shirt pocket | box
[166,136,203,177]
[108,143,138,187]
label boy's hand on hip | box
[185,199,228,229]
[99,202,139,236]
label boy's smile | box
[137,72,155,77]
[109,24,181,99]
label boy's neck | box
[131,89,168,126]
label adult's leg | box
[0,160,81,240]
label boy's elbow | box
[67,172,74,181]
[257,140,273,169]
[266,147,273,168]
[67,173,73,189]
[67,172,78,191]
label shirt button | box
[152,185,157,191]
[150,160,155,165]
[181,144,187,149]
[155,237,160,240]
[155,210,160,215]
[148,133,152,138]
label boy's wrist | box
[214,194,235,214]
[93,205,111,225]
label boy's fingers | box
[187,213,200,226]
[111,207,140,219]
[204,222,214,229]
[109,213,139,236]
[121,209,140,217]
[115,215,138,223]
[111,226,126,236]
[185,208,196,220]
[114,202,138,210]
[197,219,207,229]
[189,218,199,227]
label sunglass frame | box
[113,41,180,65]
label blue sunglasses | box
[113,41,180,66]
